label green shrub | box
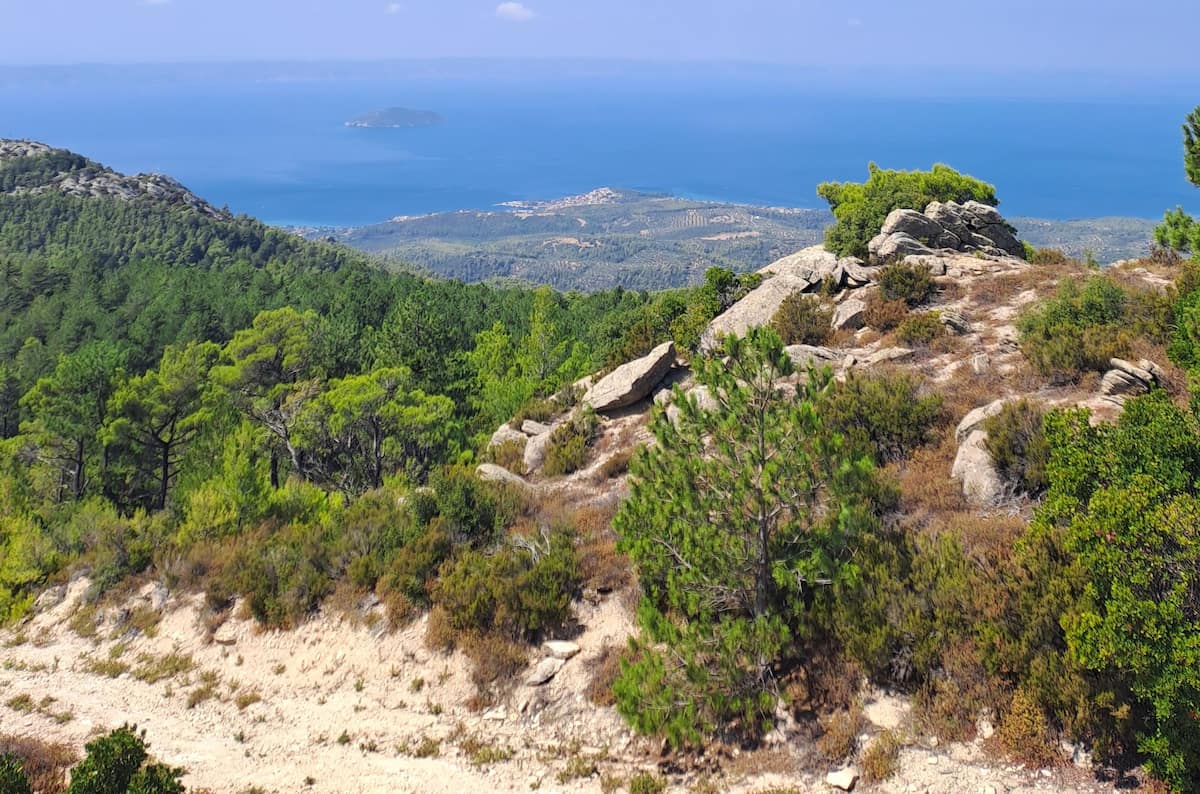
[878,262,936,307]
[895,311,945,346]
[822,371,945,463]
[0,754,32,794]
[983,400,1050,496]
[430,529,580,643]
[67,725,184,794]
[542,410,599,478]
[375,519,452,614]
[512,397,557,427]
[863,296,910,332]
[818,163,999,258]
[1017,277,1131,380]
[771,292,832,346]
[627,773,667,794]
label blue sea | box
[0,67,1196,227]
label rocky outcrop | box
[785,345,841,369]
[868,200,1024,265]
[700,275,812,353]
[523,430,556,474]
[1,139,225,219]
[1101,357,1164,399]
[583,341,677,412]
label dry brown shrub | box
[585,644,625,706]
[784,649,862,716]
[486,439,527,474]
[914,639,1002,742]
[816,707,863,762]
[462,634,529,708]
[863,295,910,332]
[860,729,901,783]
[0,734,77,794]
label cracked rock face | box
[868,200,1025,265]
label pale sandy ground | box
[1,577,1128,794]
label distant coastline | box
[345,107,443,129]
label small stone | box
[543,640,580,660]
[825,767,859,791]
[977,718,995,740]
[526,657,565,686]
[521,420,551,436]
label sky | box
[2,0,1200,73]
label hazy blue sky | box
[3,0,1199,71]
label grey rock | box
[863,346,914,367]
[870,232,936,263]
[831,298,867,330]
[956,399,1009,443]
[953,429,1004,506]
[1101,369,1149,398]
[526,657,565,686]
[838,256,876,286]
[583,341,677,412]
[786,345,841,369]
[881,208,943,242]
[543,640,580,660]
[759,245,840,283]
[825,766,859,791]
[700,276,813,352]
[971,353,991,375]
[939,310,972,334]
[33,584,67,613]
[903,255,948,276]
[963,200,1004,226]
[523,430,555,474]
[521,420,552,437]
[489,424,528,450]
[476,463,528,488]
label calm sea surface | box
[0,75,1195,227]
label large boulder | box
[785,344,840,369]
[956,398,1009,443]
[583,341,678,412]
[699,276,812,353]
[476,463,529,488]
[953,430,1005,506]
[880,208,943,242]
[1101,358,1160,398]
[869,231,936,263]
[523,430,556,474]
[837,256,877,287]
[759,245,840,283]
[489,423,528,450]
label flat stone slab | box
[583,341,677,412]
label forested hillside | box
[4,120,1200,794]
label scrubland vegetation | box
[3,106,1200,791]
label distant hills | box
[294,189,1159,291]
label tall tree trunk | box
[158,441,170,511]
[72,437,85,500]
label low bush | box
[860,730,901,783]
[878,262,936,307]
[1018,276,1131,380]
[771,292,832,346]
[66,725,184,794]
[542,410,599,477]
[816,708,862,762]
[430,529,580,644]
[627,773,667,794]
[0,735,75,794]
[1029,247,1071,266]
[863,296,910,332]
[822,371,945,463]
[486,439,526,474]
[998,688,1060,768]
[895,311,945,347]
[983,400,1050,496]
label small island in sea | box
[345,107,444,129]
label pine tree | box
[613,327,878,746]
[1185,106,1200,188]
